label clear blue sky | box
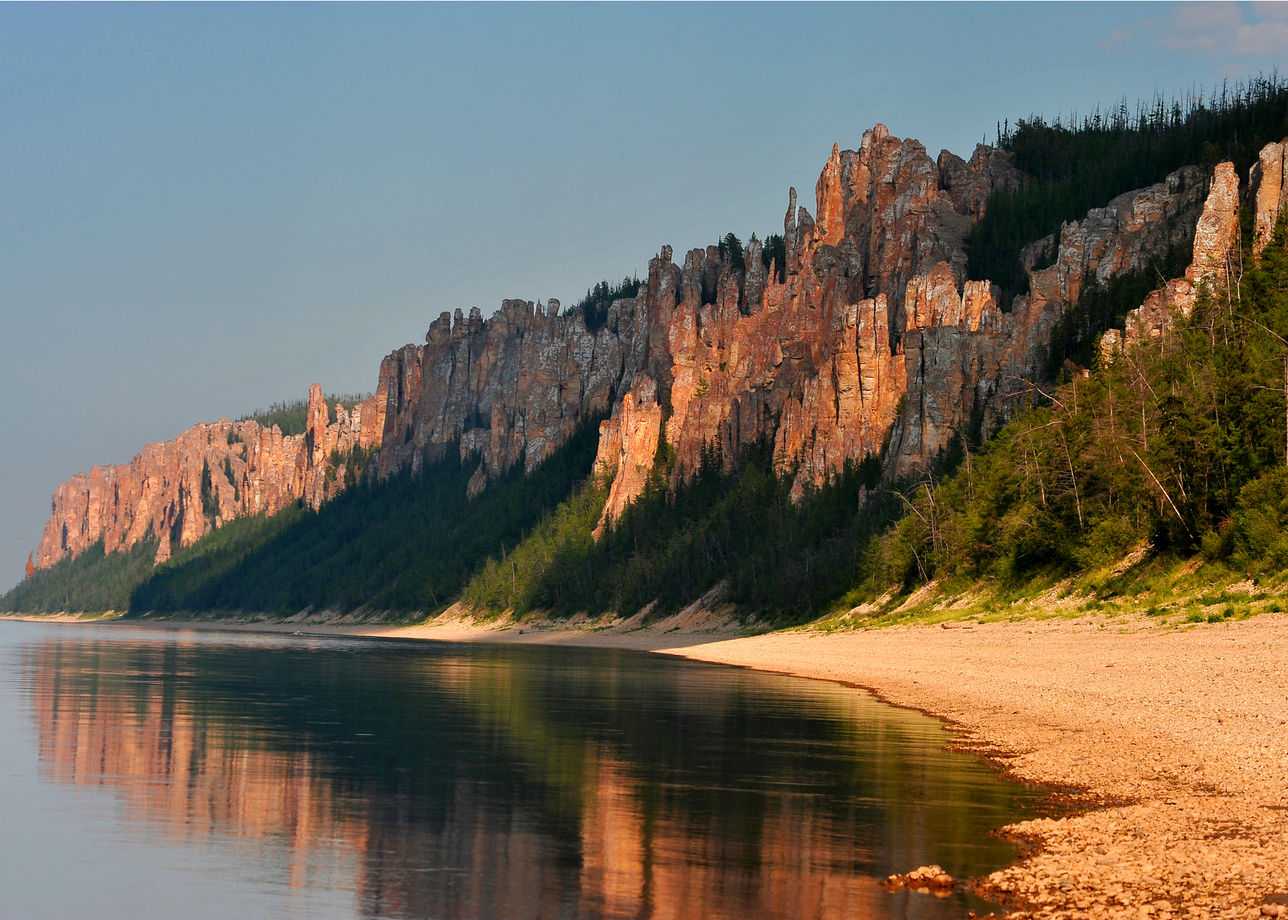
[3,2,1286,592]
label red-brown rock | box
[596,129,1206,521]
[1106,161,1242,356]
[35,386,385,569]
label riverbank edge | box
[5,610,1285,918]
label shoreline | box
[6,611,1286,917]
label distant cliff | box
[36,124,1262,577]
[36,385,384,568]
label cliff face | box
[33,125,1233,575]
[372,296,639,495]
[1252,139,1288,261]
[1103,139,1288,358]
[593,127,1206,523]
[36,385,384,568]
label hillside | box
[858,161,1288,622]
[7,82,1288,621]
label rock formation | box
[35,387,384,568]
[594,127,1205,524]
[31,125,1228,574]
[1104,143,1287,359]
[372,297,637,495]
[1252,139,1288,261]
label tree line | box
[970,74,1288,303]
[463,440,890,622]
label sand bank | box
[660,617,1288,919]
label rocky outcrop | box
[1251,139,1288,261]
[594,381,664,534]
[593,126,1010,512]
[1103,160,1244,356]
[938,145,1022,221]
[1030,166,1206,311]
[1190,162,1242,285]
[594,128,1207,522]
[35,388,383,568]
[372,296,639,494]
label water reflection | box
[19,627,1038,919]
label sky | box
[3,1,1287,592]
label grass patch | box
[813,549,1288,632]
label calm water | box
[0,622,1039,919]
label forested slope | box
[869,211,1288,603]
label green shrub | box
[1230,467,1288,572]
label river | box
[0,622,1039,919]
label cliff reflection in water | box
[26,629,1035,919]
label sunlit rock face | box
[33,126,1217,571]
[594,127,1205,521]
[594,381,663,534]
[36,386,383,569]
[1103,157,1259,359]
[1252,139,1288,262]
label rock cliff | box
[1252,139,1288,261]
[1103,139,1288,359]
[372,296,637,494]
[594,127,1205,524]
[36,386,384,568]
[31,125,1230,575]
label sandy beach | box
[11,610,1288,918]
